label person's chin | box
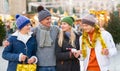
[46,25,50,28]
[84,30,89,33]
[62,29,66,32]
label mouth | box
[47,22,51,25]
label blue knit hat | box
[37,6,51,22]
[15,14,30,30]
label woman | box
[79,14,117,71]
[2,14,37,71]
[55,16,81,71]
[2,5,59,71]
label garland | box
[81,24,107,58]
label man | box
[34,5,59,71]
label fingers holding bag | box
[19,53,28,62]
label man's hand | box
[3,40,10,47]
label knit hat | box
[15,14,30,30]
[61,16,75,26]
[81,14,97,26]
[37,6,51,22]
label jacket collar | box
[12,30,33,43]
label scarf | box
[81,24,107,58]
[65,32,71,38]
[38,24,53,47]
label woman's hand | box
[72,50,82,58]
[21,54,27,62]
[101,48,109,55]
[28,57,36,64]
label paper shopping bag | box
[16,63,36,71]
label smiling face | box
[20,23,31,34]
[82,23,94,33]
[40,16,52,28]
[61,22,71,32]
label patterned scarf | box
[81,24,107,58]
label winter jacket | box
[79,30,117,71]
[55,32,81,71]
[2,31,37,71]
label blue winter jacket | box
[2,33,37,71]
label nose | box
[29,25,31,28]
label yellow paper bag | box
[16,63,36,71]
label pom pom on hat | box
[61,16,75,26]
[37,5,51,21]
[37,5,44,12]
[81,14,97,26]
[15,14,20,19]
[15,14,30,30]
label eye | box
[62,22,67,25]
[26,24,31,27]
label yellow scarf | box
[81,24,107,58]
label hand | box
[21,54,27,62]
[28,57,36,64]
[3,40,9,47]
[77,50,82,54]
[72,50,81,58]
[71,48,77,53]
[101,48,109,55]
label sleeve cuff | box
[31,56,38,64]
[19,53,23,62]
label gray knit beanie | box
[37,6,51,22]
[81,14,97,26]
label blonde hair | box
[58,28,76,47]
